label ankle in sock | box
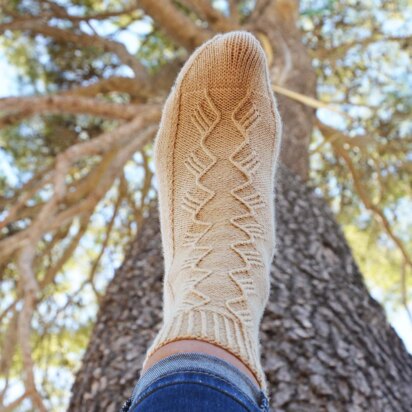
[144,31,282,390]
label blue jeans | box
[121,353,270,411]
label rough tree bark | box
[69,168,412,412]
[252,0,317,179]
[69,3,412,411]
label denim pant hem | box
[122,352,269,412]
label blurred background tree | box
[0,0,411,411]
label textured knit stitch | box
[143,31,282,391]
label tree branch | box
[272,84,348,117]
[0,110,160,262]
[313,35,412,61]
[138,0,211,50]
[247,0,273,24]
[0,311,18,378]
[0,95,149,128]
[39,217,90,289]
[228,0,240,22]
[40,0,141,22]
[0,18,149,79]
[1,391,28,412]
[180,0,238,31]
[17,246,47,412]
[50,126,157,228]
[0,166,52,231]
[60,58,183,99]
[60,76,147,99]
[86,183,123,303]
[318,121,412,271]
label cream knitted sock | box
[144,31,282,389]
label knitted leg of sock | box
[144,31,282,390]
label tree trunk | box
[68,166,412,412]
[251,0,317,179]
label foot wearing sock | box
[144,31,282,390]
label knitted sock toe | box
[144,31,282,390]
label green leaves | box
[301,0,338,16]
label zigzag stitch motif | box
[180,91,220,311]
[226,92,264,327]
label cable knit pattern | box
[144,31,282,391]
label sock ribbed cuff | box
[144,310,267,391]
